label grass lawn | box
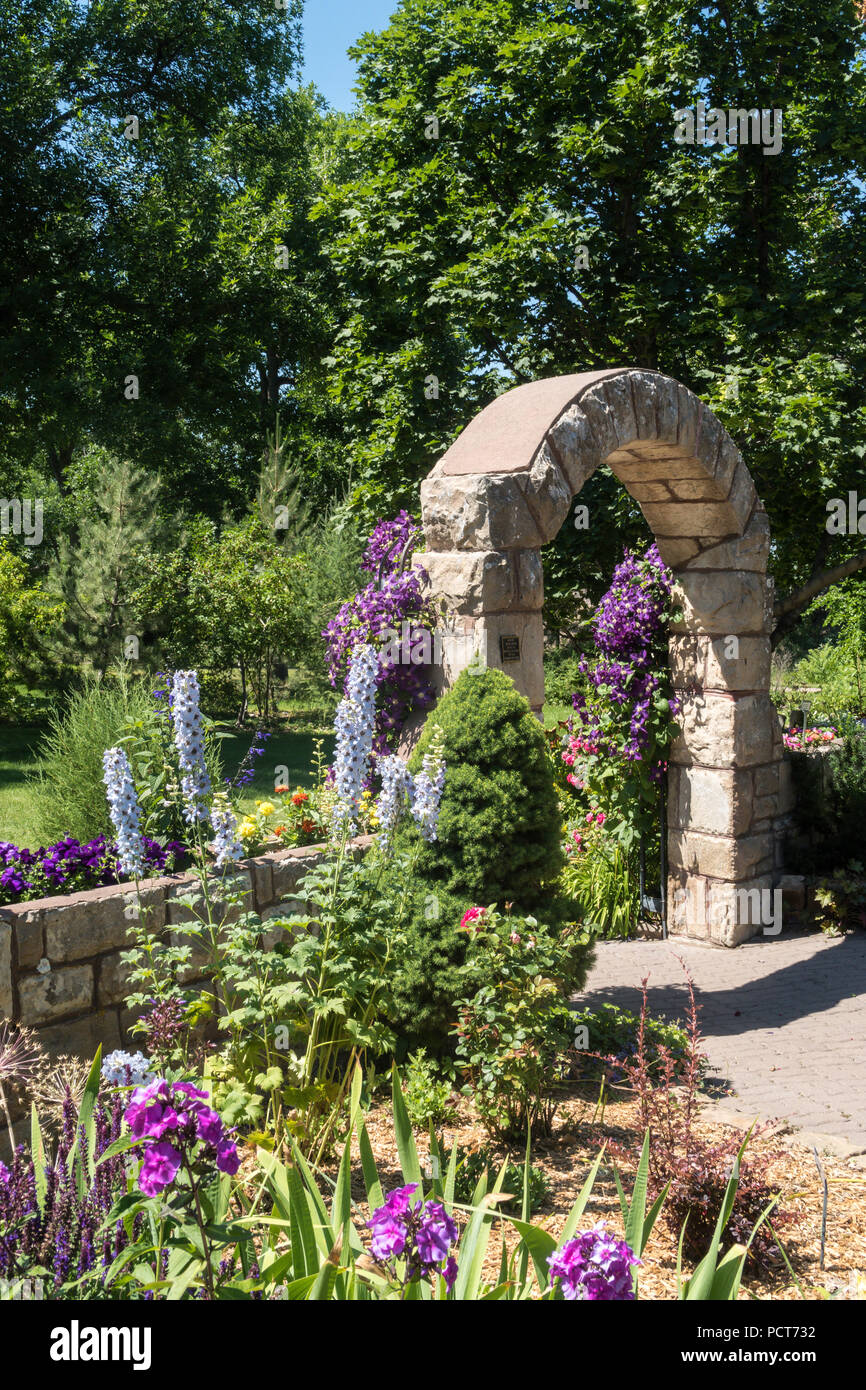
[543,701,572,728]
[0,724,45,846]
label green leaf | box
[30,1104,47,1216]
[391,1064,422,1187]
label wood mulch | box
[309,1082,866,1300]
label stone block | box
[669,634,771,692]
[672,692,779,768]
[520,445,572,544]
[474,612,545,708]
[577,380,623,460]
[654,537,701,568]
[421,471,543,551]
[667,765,754,837]
[271,852,323,902]
[0,919,11,1017]
[19,963,93,1024]
[248,855,275,912]
[546,405,602,494]
[726,460,758,532]
[421,549,543,616]
[35,1010,122,1059]
[668,872,773,945]
[676,385,702,455]
[672,571,767,636]
[686,507,770,572]
[601,373,640,449]
[43,896,128,963]
[668,830,774,881]
[97,952,133,1008]
[640,497,741,539]
[19,915,45,970]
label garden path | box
[577,930,866,1151]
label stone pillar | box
[417,548,546,712]
[664,523,791,944]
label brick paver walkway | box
[576,929,866,1148]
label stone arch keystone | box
[418,368,794,946]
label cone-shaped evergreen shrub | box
[389,666,591,1047]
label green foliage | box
[402,1049,457,1130]
[561,824,639,940]
[788,729,866,871]
[46,454,167,676]
[814,863,866,936]
[388,667,577,1046]
[569,1002,693,1084]
[453,1147,550,1216]
[775,642,864,723]
[542,648,586,708]
[27,674,153,844]
[0,542,62,720]
[453,907,587,1140]
[130,517,311,720]
[320,0,866,626]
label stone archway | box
[418,368,794,946]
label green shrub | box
[388,666,585,1047]
[788,728,866,871]
[452,906,590,1140]
[28,675,153,844]
[402,1049,457,1129]
[453,1147,550,1214]
[569,1002,694,1083]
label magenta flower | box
[195,1107,224,1147]
[547,1224,640,1300]
[139,1141,182,1197]
[367,1185,459,1289]
[126,1081,179,1140]
[125,1079,240,1199]
[215,1140,241,1176]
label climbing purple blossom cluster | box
[324,513,436,754]
[566,544,679,778]
[367,1183,459,1290]
[360,510,422,577]
[547,1224,640,1300]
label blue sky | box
[301,0,400,109]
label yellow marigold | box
[257,802,275,817]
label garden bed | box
[318,1082,866,1300]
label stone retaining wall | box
[0,839,371,1063]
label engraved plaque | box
[499,634,521,663]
